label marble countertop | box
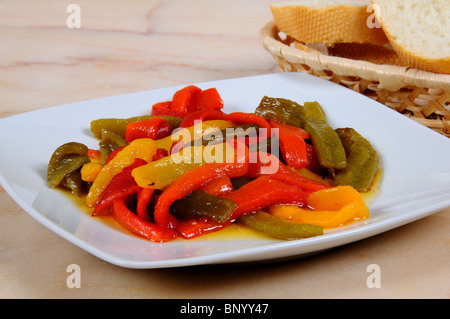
[1,0,449,299]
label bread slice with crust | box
[372,0,450,74]
[270,0,388,45]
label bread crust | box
[270,3,389,45]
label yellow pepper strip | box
[268,186,369,229]
[80,162,103,182]
[132,142,235,189]
[85,138,157,207]
[156,120,234,152]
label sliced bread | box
[270,0,389,45]
[372,0,450,74]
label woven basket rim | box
[260,20,450,92]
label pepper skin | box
[90,115,181,140]
[153,150,249,228]
[92,158,147,216]
[221,176,310,221]
[334,128,379,192]
[237,211,323,239]
[170,190,236,223]
[85,138,157,207]
[113,198,178,243]
[47,142,90,194]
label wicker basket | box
[260,21,450,137]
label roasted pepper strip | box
[132,146,204,190]
[183,123,262,149]
[113,198,178,243]
[153,149,249,228]
[171,190,236,223]
[194,88,224,111]
[237,211,323,239]
[269,186,369,229]
[47,142,90,190]
[269,120,309,169]
[92,158,147,216]
[60,170,88,196]
[221,176,310,221]
[90,115,181,140]
[85,138,157,207]
[125,117,173,143]
[178,109,226,128]
[136,187,154,221]
[171,85,202,113]
[80,162,103,182]
[255,96,306,127]
[334,128,379,192]
[151,101,186,118]
[199,176,233,196]
[99,129,127,162]
[255,97,347,172]
[246,152,329,192]
[155,120,234,152]
[176,218,226,239]
[225,112,272,134]
[132,142,235,190]
[302,101,347,171]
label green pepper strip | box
[334,128,379,192]
[255,96,305,127]
[237,211,323,240]
[170,190,236,223]
[255,97,346,172]
[47,142,90,193]
[90,115,182,140]
[99,129,127,162]
[302,102,347,171]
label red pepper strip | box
[169,140,184,155]
[221,176,309,220]
[247,152,329,192]
[125,117,172,143]
[305,143,323,173]
[269,120,309,169]
[225,112,271,145]
[225,112,272,132]
[104,146,126,164]
[178,109,226,128]
[176,218,226,239]
[199,176,233,197]
[136,187,154,221]
[151,101,185,118]
[88,149,101,161]
[194,88,224,110]
[92,158,147,216]
[171,85,202,113]
[152,148,169,161]
[153,149,249,229]
[113,198,178,243]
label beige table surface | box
[1,0,449,299]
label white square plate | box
[1,73,450,269]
